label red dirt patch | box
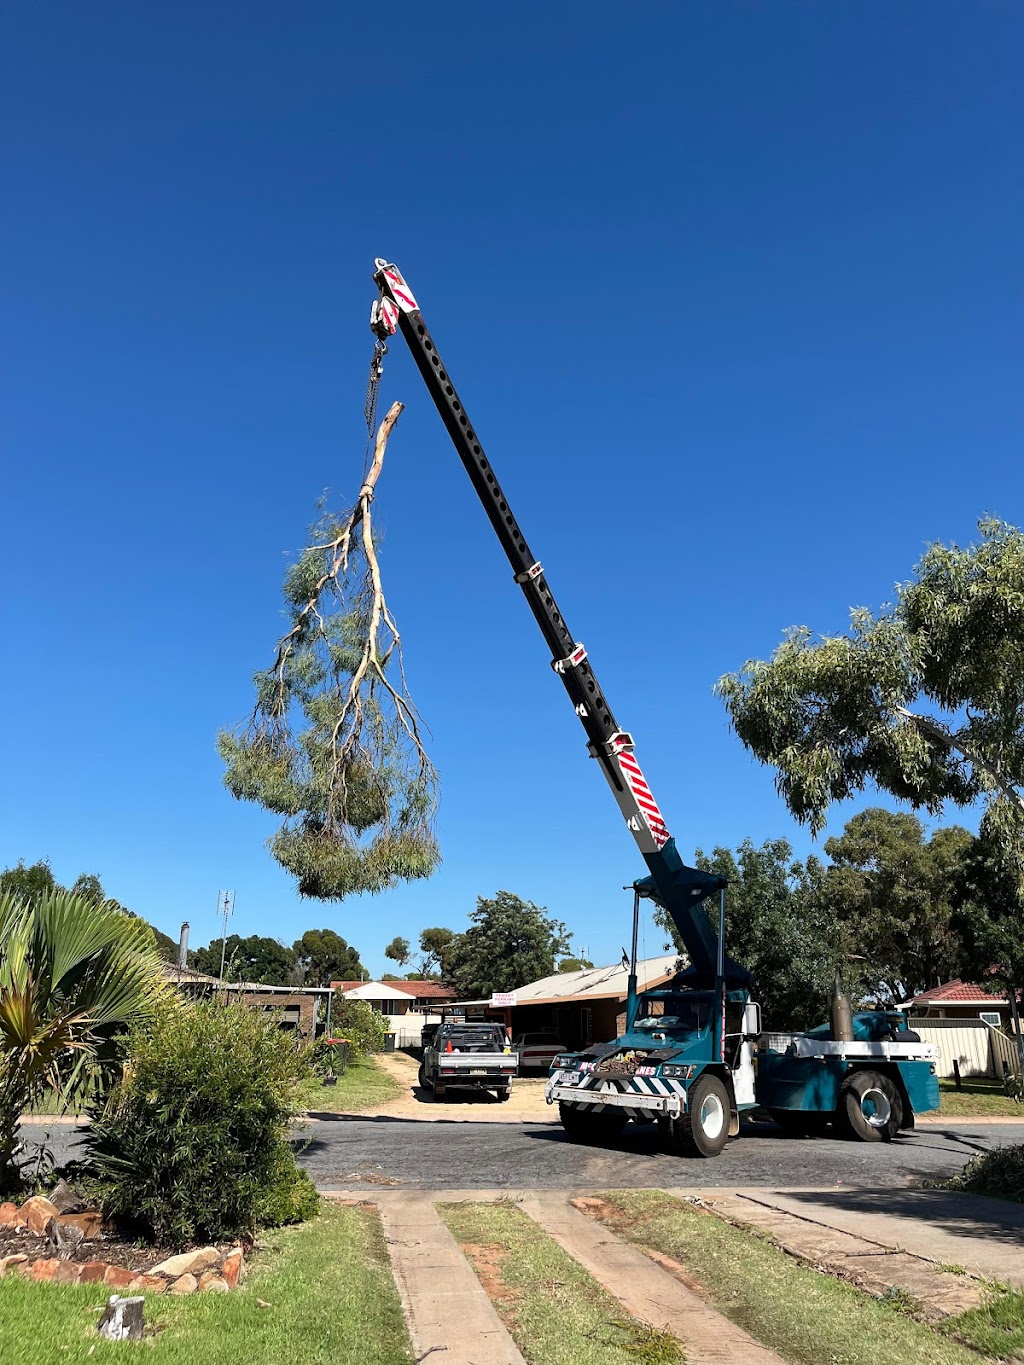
[460,1242,523,1313]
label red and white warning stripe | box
[382,265,418,313]
[611,736,671,849]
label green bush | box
[941,1143,1024,1203]
[80,999,316,1247]
[330,996,389,1058]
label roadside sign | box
[490,991,517,1007]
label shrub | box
[940,1144,1024,1203]
[80,998,316,1247]
[330,996,389,1058]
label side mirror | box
[743,1002,762,1038]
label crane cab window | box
[635,995,710,1033]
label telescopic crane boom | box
[370,260,748,988]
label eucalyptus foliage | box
[219,404,440,899]
[718,519,1024,844]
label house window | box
[380,999,404,1015]
[979,1011,1002,1028]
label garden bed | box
[0,1195,245,1295]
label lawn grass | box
[0,1201,411,1365]
[941,1287,1024,1358]
[938,1077,1023,1118]
[299,1054,403,1113]
[590,1191,984,1365]
[440,1201,685,1365]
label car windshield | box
[441,1029,504,1051]
[635,997,709,1033]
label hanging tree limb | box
[219,400,441,899]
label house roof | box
[161,963,220,986]
[333,980,418,1002]
[331,979,457,1000]
[906,979,1009,1007]
[448,954,682,1010]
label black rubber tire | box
[836,1070,901,1142]
[417,1063,432,1091]
[497,1087,512,1102]
[768,1108,832,1136]
[671,1074,731,1158]
[558,1102,627,1144]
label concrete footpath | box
[692,1185,1024,1289]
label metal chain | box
[362,339,387,479]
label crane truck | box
[368,259,940,1158]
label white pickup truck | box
[418,1022,518,1101]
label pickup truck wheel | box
[837,1070,901,1142]
[671,1075,730,1158]
[417,1063,432,1091]
[558,1102,626,1143]
[497,1087,512,1102]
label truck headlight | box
[661,1064,697,1080]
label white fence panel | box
[914,1020,995,1079]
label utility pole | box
[216,890,236,987]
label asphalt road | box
[22,1118,1024,1192]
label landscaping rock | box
[78,1261,111,1284]
[104,1265,137,1290]
[169,1273,198,1295]
[97,1295,145,1343]
[198,1270,229,1292]
[52,1263,83,1285]
[0,1202,19,1227]
[128,1274,167,1295]
[0,1255,28,1276]
[58,1211,103,1239]
[20,1196,60,1234]
[28,1258,59,1282]
[45,1215,85,1260]
[150,1246,220,1278]
[221,1248,244,1288]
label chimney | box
[178,922,190,970]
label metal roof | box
[447,953,683,1010]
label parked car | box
[418,1021,518,1100]
[512,1031,567,1072]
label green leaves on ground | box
[219,403,440,900]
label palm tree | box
[0,888,166,1190]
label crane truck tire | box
[836,1070,902,1142]
[670,1074,730,1157]
[558,1102,627,1143]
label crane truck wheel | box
[837,1070,901,1142]
[558,1102,627,1144]
[671,1075,730,1157]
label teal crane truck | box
[368,260,940,1158]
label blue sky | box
[3,4,1021,976]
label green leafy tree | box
[654,839,840,1031]
[192,933,296,984]
[384,935,411,969]
[218,404,440,900]
[557,956,595,973]
[292,928,366,985]
[418,926,458,977]
[70,873,105,904]
[717,519,1024,844]
[0,888,166,1191]
[821,809,972,1000]
[0,860,57,906]
[445,892,571,999]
